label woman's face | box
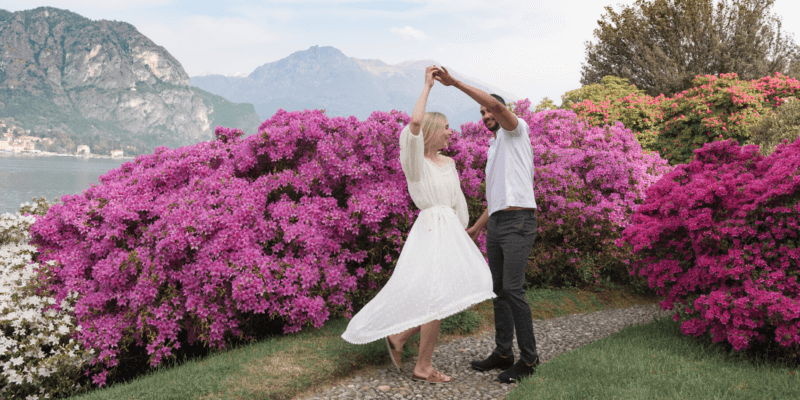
[437,120,452,149]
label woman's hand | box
[425,66,437,88]
[467,226,480,245]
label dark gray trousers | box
[486,209,539,364]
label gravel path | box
[295,303,676,400]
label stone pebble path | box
[293,303,676,400]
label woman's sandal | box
[385,336,403,372]
[412,369,451,384]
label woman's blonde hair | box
[421,112,447,152]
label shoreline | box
[0,150,135,160]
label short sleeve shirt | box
[486,117,537,216]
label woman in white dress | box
[341,66,496,384]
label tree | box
[533,97,558,112]
[748,97,800,156]
[581,0,800,96]
[561,75,645,110]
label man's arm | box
[434,66,517,132]
[467,208,489,243]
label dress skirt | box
[341,205,496,344]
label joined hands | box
[425,65,458,88]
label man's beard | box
[485,120,499,132]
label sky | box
[5,0,800,106]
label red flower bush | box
[567,76,666,154]
[569,72,800,166]
[620,138,800,356]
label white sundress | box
[341,124,496,345]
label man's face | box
[480,106,499,133]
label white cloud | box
[390,26,428,41]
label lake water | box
[0,154,129,215]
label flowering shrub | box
[28,111,432,385]
[748,97,800,156]
[620,138,800,359]
[0,199,98,400]
[569,73,800,166]
[27,99,671,387]
[653,73,775,165]
[455,101,671,291]
[566,76,666,150]
[519,103,671,289]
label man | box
[433,66,539,383]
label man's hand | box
[433,66,457,87]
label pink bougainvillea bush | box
[453,100,672,291]
[517,102,671,289]
[27,100,672,387]
[29,110,428,386]
[620,138,800,359]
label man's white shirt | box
[486,117,537,217]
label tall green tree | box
[581,0,800,96]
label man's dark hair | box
[490,94,505,106]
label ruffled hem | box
[340,291,497,345]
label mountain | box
[190,46,521,131]
[0,7,261,156]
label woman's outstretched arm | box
[409,66,437,137]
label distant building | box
[18,135,40,142]
[111,150,124,158]
[0,140,9,152]
[77,145,91,156]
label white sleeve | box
[455,187,469,229]
[504,117,527,138]
[399,124,424,183]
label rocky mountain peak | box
[191,46,521,131]
[248,45,358,84]
[0,7,260,156]
[1,6,189,95]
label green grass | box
[69,317,417,400]
[507,314,799,400]
[68,283,800,400]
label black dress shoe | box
[470,353,514,372]
[498,357,539,383]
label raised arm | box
[433,66,517,132]
[409,66,438,136]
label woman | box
[341,66,496,384]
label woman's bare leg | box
[389,325,421,350]
[413,319,450,381]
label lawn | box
[67,281,800,400]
